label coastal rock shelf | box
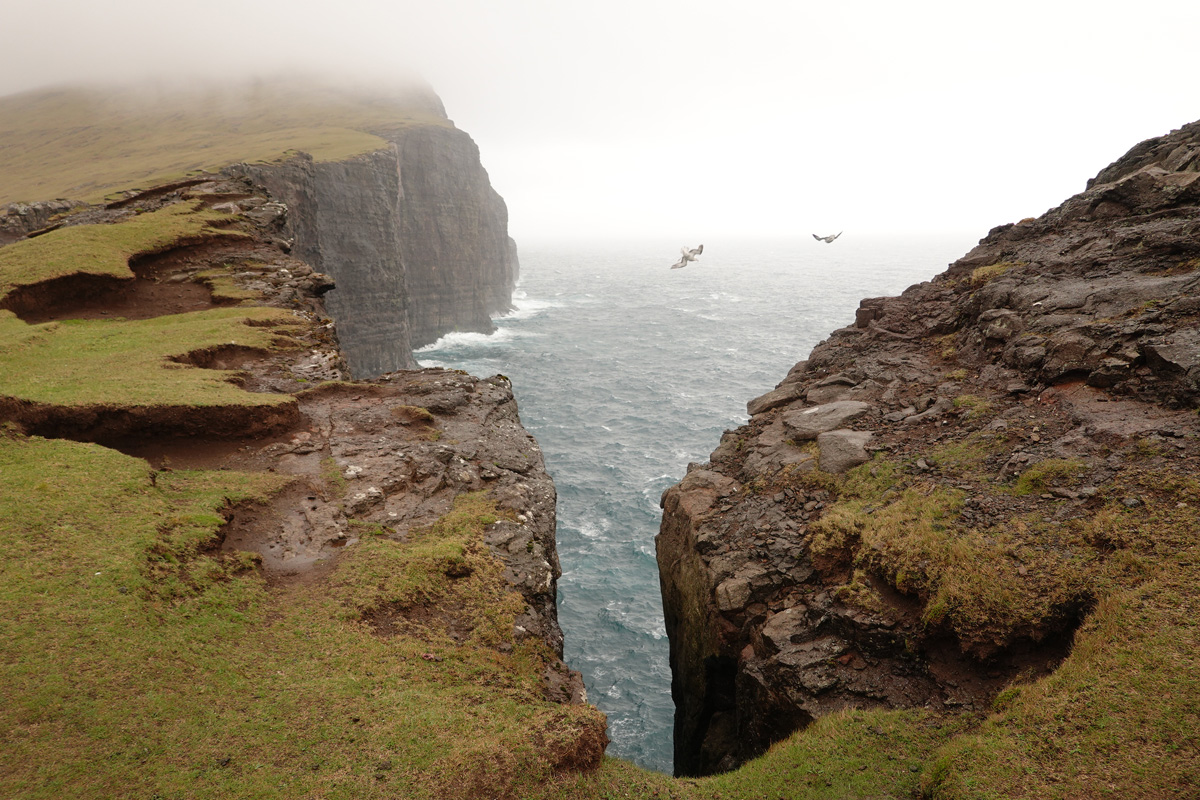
[658,119,1200,776]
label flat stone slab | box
[747,382,807,416]
[817,429,873,474]
[782,400,873,440]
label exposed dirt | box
[1,396,302,443]
[366,603,478,643]
[221,481,349,576]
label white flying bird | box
[670,244,704,269]
[813,232,842,243]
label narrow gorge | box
[2,80,1197,797]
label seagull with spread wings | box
[812,232,842,243]
[670,244,704,269]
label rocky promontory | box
[659,119,1200,787]
[0,88,603,798]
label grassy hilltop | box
[0,79,449,205]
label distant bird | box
[670,244,704,269]
[813,232,842,243]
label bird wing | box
[812,234,822,241]
[670,257,687,269]
[832,232,842,241]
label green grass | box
[807,447,1093,654]
[1012,458,1087,496]
[0,201,240,302]
[0,434,607,799]
[194,266,260,303]
[789,447,1200,796]
[922,555,1200,799]
[330,492,528,650]
[0,307,298,409]
[952,394,993,419]
[536,709,964,800]
[0,81,452,205]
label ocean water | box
[416,234,975,773]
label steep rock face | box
[658,120,1200,775]
[233,120,517,377]
[392,125,518,349]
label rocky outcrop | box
[1,172,582,707]
[658,120,1200,775]
[0,199,84,245]
[232,119,517,378]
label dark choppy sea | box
[416,234,975,773]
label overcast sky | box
[2,1,1198,241]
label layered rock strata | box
[658,120,1200,775]
[233,120,517,378]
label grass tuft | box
[970,261,1026,287]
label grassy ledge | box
[0,436,608,799]
[0,307,297,409]
[0,201,241,303]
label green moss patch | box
[922,555,1200,799]
[331,492,527,650]
[970,261,1025,287]
[809,445,1093,653]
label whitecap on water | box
[415,327,518,356]
[500,293,560,320]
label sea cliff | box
[232,118,517,377]
[0,84,603,799]
[659,119,1200,788]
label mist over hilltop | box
[3,1,1199,238]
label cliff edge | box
[233,122,518,377]
[0,88,601,799]
[659,119,1200,792]
[0,81,518,378]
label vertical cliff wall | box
[389,125,518,349]
[233,120,518,377]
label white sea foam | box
[499,292,560,321]
[414,327,517,355]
